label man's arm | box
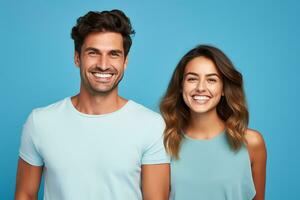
[141,163,170,200]
[15,158,43,200]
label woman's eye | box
[208,79,217,83]
[187,78,197,82]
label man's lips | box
[91,72,114,82]
[92,72,113,78]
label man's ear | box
[74,51,80,67]
[124,56,128,70]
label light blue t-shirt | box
[19,97,170,200]
[170,131,255,200]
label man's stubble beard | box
[80,69,125,96]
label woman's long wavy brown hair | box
[160,45,249,159]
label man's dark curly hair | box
[71,9,135,57]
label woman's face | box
[182,56,224,115]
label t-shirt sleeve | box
[141,133,170,165]
[19,111,44,166]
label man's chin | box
[82,77,122,95]
[89,85,117,95]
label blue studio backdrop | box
[1,0,299,199]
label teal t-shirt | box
[170,132,255,200]
[19,97,170,200]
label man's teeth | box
[193,96,210,100]
[94,73,113,78]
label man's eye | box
[111,52,120,57]
[88,51,97,56]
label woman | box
[160,45,267,200]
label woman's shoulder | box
[244,129,265,148]
[244,129,267,162]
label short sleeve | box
[19,111,44,166]
[141,134,170,165]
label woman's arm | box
[245,129,267,200]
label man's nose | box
[97,55,109,70]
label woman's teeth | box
[193,95,210,100]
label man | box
[15,10,170,200]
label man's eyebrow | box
[84,47,100,53]
[110,49,123,54]
[83,48,124,54]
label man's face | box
[75,32,127,95]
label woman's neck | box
[185,109,225,139]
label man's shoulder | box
[23,98,70,134]
[31,97,69,119]
[128,101,166,141]
[128,100,162,121]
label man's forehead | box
[82,32,124,51]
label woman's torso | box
[170,132,256,200]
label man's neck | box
[71,87,128,115]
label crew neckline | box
[67,97,132,118]
[183,130,226,142]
